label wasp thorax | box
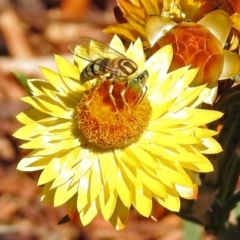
[76,80,152,149]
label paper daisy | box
[105,1,240,103]
[14,35,223,230]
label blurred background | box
[0,0,219,239]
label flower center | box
[77,80,152,149]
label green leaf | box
[218,116,240,200]
[183,220,202,240]
[214,84,240,112]
[210,84,240,202]
[12,71,33,96]
[234,200,240,216]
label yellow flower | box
[106,2,240,103]
[106,0,219,41]
[14,35,223,230]
[108,0,238,39]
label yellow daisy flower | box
[14,35,223,230]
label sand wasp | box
[68,37,148,110]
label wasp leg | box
[120,82,131,114]
[85,78,101,105]
[109,81,118,113]
[140,86,148,102]
[134,85,148,106]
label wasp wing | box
[68,37,128,73]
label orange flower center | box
[77,80,152,149]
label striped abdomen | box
[80,58,110,84]
[80,57,137,84]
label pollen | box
[77,80,152,149]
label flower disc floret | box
[77,81,152,148]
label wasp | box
[68,37,148,110]
[117,70,149,106]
